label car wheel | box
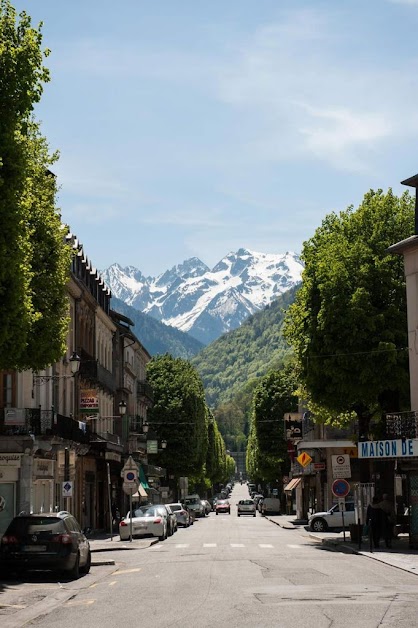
[68,552,80,580]
[237,513,240,517]
[80,550,91,575]
[311,518,328,532]
[159,525,167,541]
[216,512,218,515]
[253,513,256,517]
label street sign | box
[331,479,350,498]
[62,481,73,498]
[313,462,326,471]
[122,456,139,472]
[124,470,138,483]
[297,451,312,468]
[331,454,351,479]
[123,481,139,496]
[338,498,346,512]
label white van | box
[261,497,281,515]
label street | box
[2,484,418,627]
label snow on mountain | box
[102,249,303,345]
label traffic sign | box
[123,481,139,496]
[331,479,350,498]
[122,456,139,472]
[124,470,138,483]
[297,451,312,468]
[331,454,351,479]
[62,481,73,498]
[338,498,346,512]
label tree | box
[246,365,297,483]
[284,189,414,435]
[0,1,71,370]
[146,355,208,479]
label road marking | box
[230,543,245,548]
[89,583,98,588]
[175,544,189,548]
[109,581,117,586]
[114,568,141,575]
[259,544,274,548]
[287,544,302,549]
[66,600,95,606]
[203,543,217,547]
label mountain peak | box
[102,249,303,344]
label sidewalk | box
[87,531,159,553]
[265,514,418,577]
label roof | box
[387,235,418,255]
[401,174,418,188]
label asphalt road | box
[3,484,418,627]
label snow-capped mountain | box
[102,249,303,345]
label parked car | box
[215,499,231,515]
[119,504,169,541]
[261,497,282,516]
[167,503,191,527]
[201,500,211,516]
[184,494,205,518]
[237,499,256,517]
[162,504,177,535]
[0,511,91,579]
[309,502,356,532]
[253,494,264,506]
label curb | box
[90,538,159,552]
[266,516,296,530]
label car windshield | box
[168,504,181,512]
[6,517,65,535]
[131,506,159,518]
[185,498,199,506]
[218,500,228,505]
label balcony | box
[88,417,121,445]
[385,412,418,439]
[1,408,90,444]
[137,380,154,406]
[79,359,116,395]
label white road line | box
[175,544,189,548]
[230,543,245,548]
[203,543,217,547]
[114,568,141,575]
[287,544,302,549]
[259,544,274,548]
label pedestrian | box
[366,496,384,549]
[379,493,395,549]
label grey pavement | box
[266,513,418,577]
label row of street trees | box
[246,189,415,484]
[147,355,235,495]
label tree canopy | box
[246,365,297,483]
[0,0,71,370]
[284,189,414,431]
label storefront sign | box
[358,439,418,459]
[80,389,99,414]
[147,440,158,454]
[33,459,54,479]
[105,452,121,463]
[0,454,22,467]
[284,412,303,440]
[4,408,26,426]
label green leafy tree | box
[147,354,208,479]
[246,365,297,483]
[284,189,413,436]
[0,1,71,369]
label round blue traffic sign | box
[331,479,350,498]
[126,471,136,482]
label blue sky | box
[13,0,418,275]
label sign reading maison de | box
[358,439,418,459]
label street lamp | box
[118,400,127,416]
[161,439,167,449]
[33,352,81,384]
[142,421,149,434]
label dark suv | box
[0,511,91,579]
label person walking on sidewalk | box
[367,496,385,549]
[379,493,395,549]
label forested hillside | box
[112,297,204,358]
[192,284,300,408]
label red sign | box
[313,463,326,471]
[331,479,350,498]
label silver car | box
[167,503,191,527]
[119,505,168,541]
[237,499,256,517]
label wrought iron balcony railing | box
[137,380,154,406]
[1,408,90,444]
[385,411,418,439]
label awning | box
[139,466,150,490]
[284,478,302,492]
[132,483,148,498]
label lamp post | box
[33,351,81,384]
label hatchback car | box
[167,503,191,527]
[215,500,230,515]
[309,502,356,532]
[119,505,169,541]
[0,511,91,579]
[184,495,205,518]
[237,499,256,517]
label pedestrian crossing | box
[152,542,301,550]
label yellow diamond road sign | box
[297,451,312,467]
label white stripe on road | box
[203,543,217,547]
[230,543,245,548]
[175,544,189,548]
[259,544,274,548]
[287,544,302,549]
